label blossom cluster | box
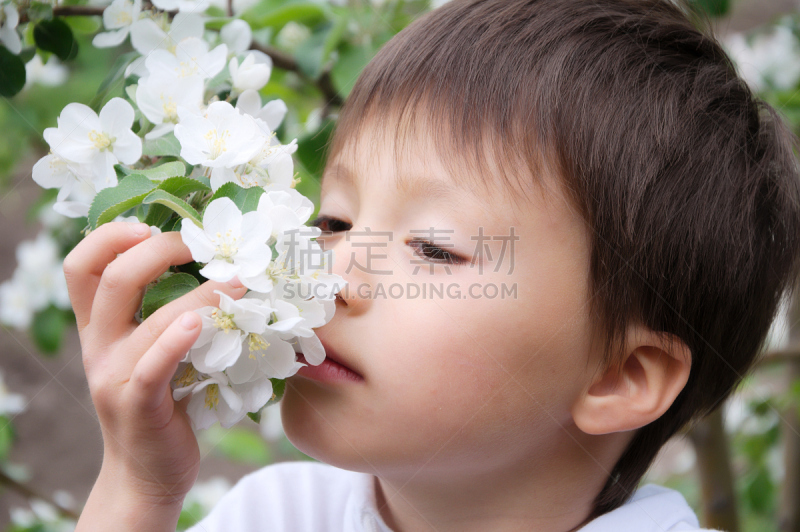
[18,1,347,430]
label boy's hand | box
[64,222,246,528]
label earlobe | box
[571,326,692,435]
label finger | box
[116,277,247,376]
[126,311,202,413]
[63,222,152,332]
[86,231,194,344]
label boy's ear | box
[571,324,692,435]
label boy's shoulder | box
[578,483,723,532]
[189,462,721,532]
[187,460,392,532]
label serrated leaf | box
[88,174,158,229]
[33,19,79,61]
[142,189,203,227]
[141,273,200,320]
[142,133,182,157]
[207,182,265,214]
[158,175,211,197]
[0,46,26,97]
[117,161,187,181]
[30,306,67,355]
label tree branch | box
[0,468,80,521]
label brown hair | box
[322,0,800,518]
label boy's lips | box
[297,339,363,378]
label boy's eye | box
[407,239,466,265]
[309,215,352,234]
[309,216,467,266]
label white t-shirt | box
[187,461,722,532]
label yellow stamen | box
[204,384,220,410]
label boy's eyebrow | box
[324,163,458,201]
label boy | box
[69,0,800,530]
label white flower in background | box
[151,0,211,14]
[127,12,204,77]
[722,21,800,92]
[24,55,69,88]
[14,232,71,310]
[0,2,21,55]
[259,402,284,441]
[220,19,252,55]
[183,477,231,515]
[42,98,142,187]
[9,499,76,532]
[174,100,264,168]
[0,276,36,329]
[52,176,100,219]
[38,202,69,230]
[180,196,273,282]
[0,369,25,416]
[229,51,272,93]
[274,21,311,53]
[188,290,272,373]
[92,0,142,48]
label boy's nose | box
[324,226,397,309]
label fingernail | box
[180,313,198,330]
[134,223,150,236]
[228,276,243,288]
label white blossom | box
[259,402,284,441]
[24,55,69,88]
[0,276,35,329]
[220,19,252,55]
[127,12,204,77]
[174,100,264,168]
[180,196,273,282]
[722,21,800,92]
[0,3,21,55]
[32,153,102,217]
[92,0,142,48]
[42,98,142,187]
[229,51,272,93]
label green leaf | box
[296,117,335,177]
[157,175,211,197]
[18,47,36,64]
[30,306,67,355]
[90,51,138,111]
[0,46,26,97]
[142,189,203,227]
[295,23,334,79]
[265,378,286,406]
[0,416,14,462]
[26,2,54,23]
[142,133,182,157]
[241,0,327,33]
[64,15,103,35]
[207,182,265,213]
[117,161,187,181]
[689,0,729,17]
[209,426,271,465]
[142,273,200,320]
[330,41,378,98]
[33,19,79,61]
[88,174,158,229]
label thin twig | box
[0,468,80,521]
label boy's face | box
[282,118,604,481]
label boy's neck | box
[370,426,632,532]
